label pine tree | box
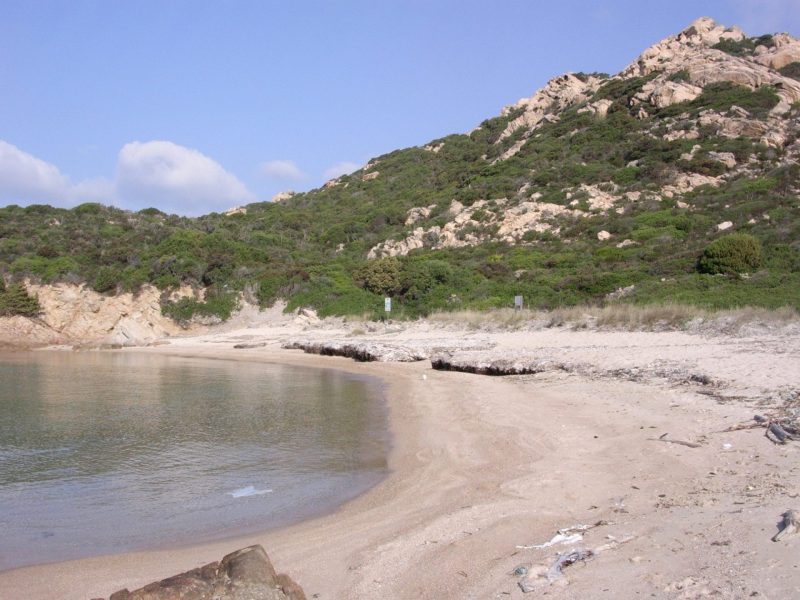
[0,283,41,317]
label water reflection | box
[0,351,387,571]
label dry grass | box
[426,308,535,330]
[426,304,800,333]
[594,303,703,329]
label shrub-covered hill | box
[1,17,799,321]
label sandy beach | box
[1,314,799,599]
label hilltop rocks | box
[106,545,305,600]
[495,72,606,155]
[754,33,800,70]
[619,17,800,112]
[577,98,613,117]
[623,17,744,77]
[648,81,703,108]
[271,191,295,203]
[364,18,800,261]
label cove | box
[0,351,388,571]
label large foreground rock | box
[104,545,305,600]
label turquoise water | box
[0,351,387,571]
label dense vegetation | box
[1,72,799,321]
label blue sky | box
[1,0,798,215]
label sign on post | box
[384,297,392,313]
[514,295,523,310]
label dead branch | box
[650,434,702,448]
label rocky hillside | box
[1,17,798,322]
[367,17,800,258]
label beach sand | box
[1,318,799,599]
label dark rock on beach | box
[105,545,305,600]
[283,337,494,362]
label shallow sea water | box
[0,351,387,571]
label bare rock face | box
[754,33,800,70]
[106,545,305,600]
[0,282,192,347]
[494,72,606,155]
[621,17,800,109]
[271,191,295,203]
[648,80,703,108]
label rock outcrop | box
[271,191,295,203]
[0,282,195,347]
[430,350,718,388]
[283,337,495,362]
[104,545,305,600]
[622,17,800,110]
[368,198,582,259]
[497,73,607,146]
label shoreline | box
[1,325,799,598]
[0,347,424,599]
[0,347,392,575]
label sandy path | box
[1,332,799,599]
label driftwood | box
[233,342,267,349]
[766,422,796,445]
[719,422,765,433]
[650,433,703,448]
[718,415,798,446]
[772,510,799,542]
[517,536,634,593]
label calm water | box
[0,351,387,571]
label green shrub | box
[712,38,756,56]
[699,234,763,274]
[93,266,120,293]
[353,257,402,295]
[779,62,800,81]
[612,167,639,185]
[667,69,691,83]
[160,289,239,324]
[697,83,779,118]
[0,282,42,316]
[10,256,80,282]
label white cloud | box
[0,140,113,205]
[323,161,361,180]
[0,140,72,203]
[115,141,255,215]
[70,177,116,203]
[0,139,256,215]
[258,159,306,181]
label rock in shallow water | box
[106,545,305,600]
